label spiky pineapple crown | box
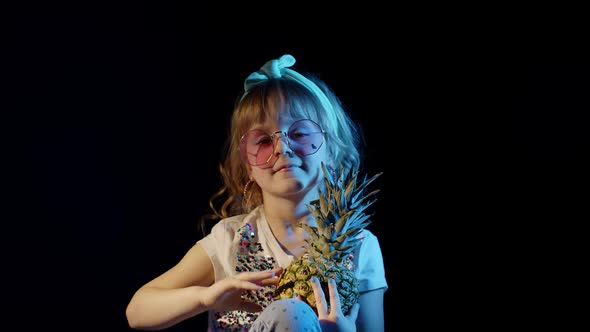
[301,163,382,262]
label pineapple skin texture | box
[274,254,359,315]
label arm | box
[126,243,281,330]
[356,288,386,331]
[354,231,387,331]
[125,243,215,330]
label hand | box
[310,277,360,332]
[201,267,282,313]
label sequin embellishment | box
[212,223,277,331]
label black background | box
[7,3,589,331]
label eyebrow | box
[247,124,275,133]
[248,119,299,132]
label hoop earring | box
[243,178,254,201]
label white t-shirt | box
[198,205,388,331]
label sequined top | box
[197,205,388,332]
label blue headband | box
[242,54,334,114]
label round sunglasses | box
[239,119,325,168]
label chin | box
[276,179,306,194]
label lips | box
[274,164,295,172]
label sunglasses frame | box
[238,119,325,167]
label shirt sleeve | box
[197,219,236,281]
[357,230,389,292]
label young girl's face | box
[245,113,328,201]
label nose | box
[272,131,293,156]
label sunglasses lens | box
[239,130,276,167]
[287,119,324,156]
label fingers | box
[227,267,283,291]
[208,267,285,313]
[272,266,283,277]
[326,278,342,316]
[310,276,328,316]
[312,277,344,318]
[234,279,264,291]
[259,268,283,286]
[237,267,283,282]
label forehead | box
[248,114,304,131]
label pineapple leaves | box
[275,163,380,316]
[302,162,382,259]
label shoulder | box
[355,229,385,264]
[197,208,263,258]
[211,214,248,233]
[355,229,389,291]
[358,229,379,245]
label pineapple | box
[273,162,382,315]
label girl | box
[126,54,388,331]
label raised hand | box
[201,267,282,313]
[311,276,360,332]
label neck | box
[262,198,310,228]
[261,187,319,224]
[262,200,314,258]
